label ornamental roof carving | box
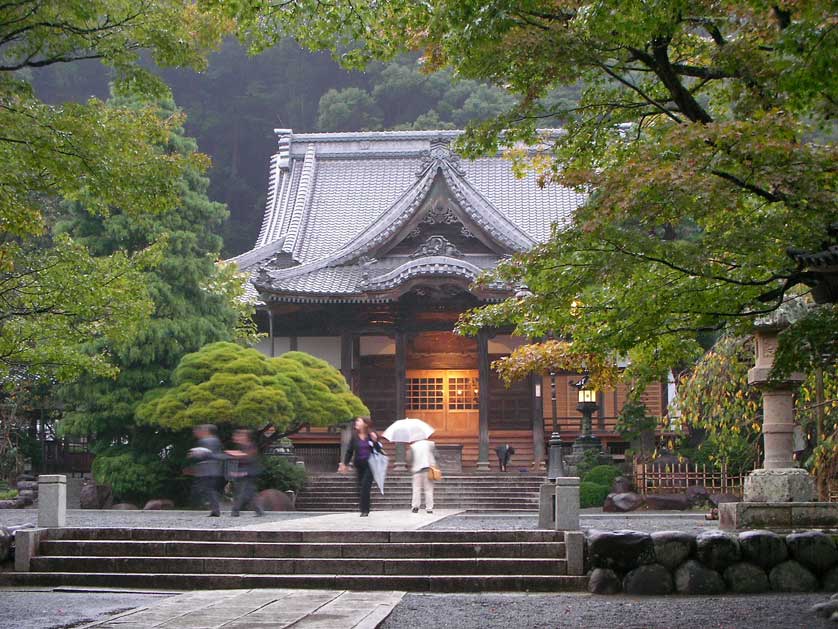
[232,129,586,303]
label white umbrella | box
[382,418,435,443]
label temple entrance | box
[405,369,479,437]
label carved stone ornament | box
[411,235,461,258]
[423,201,459,226]
[416,136,464,175]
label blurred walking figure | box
[338,417,382,516]
[495,443,515,472]
[226,429,264,517]
[409,439,437,513]
[189,424,224,517]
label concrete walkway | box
[80,589,405,629]
[239,509,461,532]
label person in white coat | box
[409,438,436,513]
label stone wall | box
[587,529,838,595]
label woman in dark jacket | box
[338,417,382,516]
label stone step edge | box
[7,572,588,592]
[44,530,561,543]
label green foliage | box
[59,95,253,449]
[0,1,260,381]
[137,343,368,432]
[91,451,170,504]
[0,488,17,500]
[258,456,307,494]
[239,0,837,384]
[615,401,659,443]
[581,465,622,488]
[573,449,607,479]
[580,481,610,509]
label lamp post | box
[547,369,565,480]
[572,374,601,453]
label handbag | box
[428,466,443,481]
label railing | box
[633,462,751,497]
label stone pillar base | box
[555,477,580,531]
[720,501,838,531]
[538,483,555,529]
[744,468,815,502]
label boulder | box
[695,531,741,571]
[822,565,838,592]
[17,489,35,501]
[143,499,175,511]
[622,563,674,595]
[685,485,710,506]
[588,529,655,573]
[0,500,18,509]
[0,527,12,562]
[111,503,138,510]
[15,480,38,492]
[738,530,788,570]
[643,493,691,511]
[674,559,726,595]
[603,492,644,513]
[651,530,696,571]
[769,560,819,592]
[786,531,838,574]
[588,568,622,594]
[80,484,113,510]
[709,493,740,507]
[723,562,770,594]
[611,476,633,494]
[257,489,293,512]
[15,494,33,507]
[16,474,35,482]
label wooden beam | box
[477,329,490,470]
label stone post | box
[743,325,814,502]
[38,474,66,528]
[555,477,580,531]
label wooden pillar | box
[289,336,298,351]
[477,330,490,471]
[531,374,545,471]
[268,310,275,357]
[340,331,353,384]
[351,335,361,394]
[393,331,407,470]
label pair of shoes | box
[208,513,220,517]
[411,507,419,513]
[230,512,240,517]
[426,510,433,514]
[360,512,369,517]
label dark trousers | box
[355,459,373,514]
[232,476,263,514]
[196,476,221,515]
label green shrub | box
[580,481,610,508]
[92,451,169,504]
[582,465,622,488]
[0,488,18,500]
[574,449,605,478]
[258,456,307,494]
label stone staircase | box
[13,528,587,592]
[295,473,545,511]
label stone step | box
[45,528,564,543]
[40,540,564,559]
[31,556,568,576]
[10,572,588,592]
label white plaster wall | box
[360,335,395,356]
[488,334,526,354]
[297,336,341,368]
[253,336,292,358]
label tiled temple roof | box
[231,129,586,303]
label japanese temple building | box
[231,130,668,472]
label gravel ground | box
[0,588,173,629]
[0,508,322,529]
[382,592,832,629]
[422,511,719,534]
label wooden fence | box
[633,463,751,497]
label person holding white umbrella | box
[383,418,438,514]
[409,437,438,513]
